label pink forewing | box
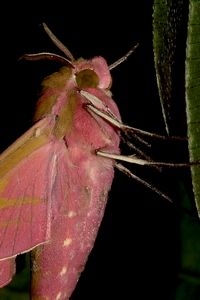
[0,142,58,260]
[0,259,15,287]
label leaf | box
[185,0,200,217]
[153,0,186,135]
[153,0,200,299]
[153,0,200,216]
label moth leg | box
[81,91,119,122]
[85,102,186,141]
[115,162,172,202]
[96,145,174,202]
[82,90,162,142]
[83,95,161,170]
[84,98,152,149]
[84,100,157,164]
[96,151,150,165]
[96,150,196,168]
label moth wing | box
[0,117,58,261]
[0,258,15,287]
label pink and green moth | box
[0,23,145,299]
[0,23,183,299]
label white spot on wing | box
[67,210,77,218]
[35,128,41,137]
[63,238,72,246]
[56,292,62,300]
[60,266,67,276]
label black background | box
[0,3,193,300]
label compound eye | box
[76,69,99,89]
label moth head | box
[75,69,99,89]
[74,57,112,90]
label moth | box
[0,23,192,299]
[0,23,140,299]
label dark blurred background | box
[0,3,193,299]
